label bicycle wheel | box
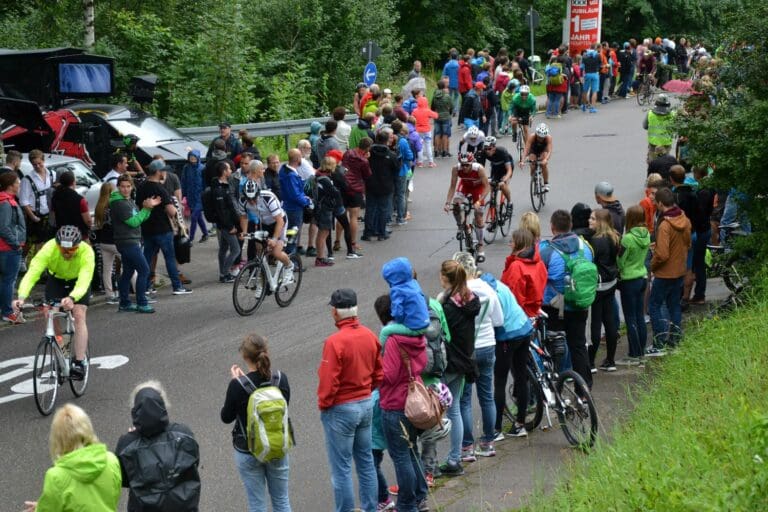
[538,171,548,207]
[484,204,498,244]
[647,86,655,105]
[69,347,91,397]
[516,129,525,161]
[555,370,599,448]
[275,254,303,307]
[463,226,476,258]
[33,338,60,416]
[530,170,543,212]
[499,198,514,236]
[232,260,268,316]
[503,365,545,432]
[636,84,645,106]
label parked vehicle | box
[19,153,101,215]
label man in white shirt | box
[296,139,316,181]
[19,149,55,252]
[332,107,351,150]
[102,153,128,185]
[452,251,504,459]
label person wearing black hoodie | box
[594,181,625,233]
[587,210,620,371]
[116,381,201,512]
[570,202,594,243]
[363,129,399,241]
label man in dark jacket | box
[594,181,625,233]
[460,82,486,129]
[669,165,701,304]
[207,122,242,160]
[211,160,245,283]
[116,381,200,512]
[363,130,399,241]
[204,138,229,187]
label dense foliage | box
[0,0,739,126]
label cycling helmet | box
[420,418,452,443]
[430,382,453,409]
[243,179,260,199]
[467,125,480,140]
[535,123,550,137]
[519,85,530,94]
[509,79,521,89]
[485,136,497,147]
[55,225,82,248]
[122,134,139,146]
[458,152,474,164]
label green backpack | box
[238,371,294,462]
[551,238,598,309]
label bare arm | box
[444,167,459,209]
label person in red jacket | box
[501,228,548,318]
[458,55,474,125]
[317,288,383,512]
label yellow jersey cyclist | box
[521,123,553,192]
[13,225,95,380]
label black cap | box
[329,288,357,308]
[219,121,231,128]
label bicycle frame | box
[43,304,74,377]
[243,229,297,292]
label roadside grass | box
[521,279,768,511]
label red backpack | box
[494,73,510,93]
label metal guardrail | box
[178,114,359,146]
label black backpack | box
[201,186,218,223]
[118,427,201,511]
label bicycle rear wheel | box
[499,198,513,236]
[538,171,548,208]
[636,84,645,106]
[503,365,544,432]
[69,347,91,397]
[556,370,599,448]
[33,338,60,416]
[484,204,498,244]
[275,254,303,307]
[530,169,543,212]
[233,260,268,316]
[516,129,525,161]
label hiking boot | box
[438,460,465,476]
[461,445,476,463]
[137,305,156,314]
[476,442,496,457]
[305,246,318,257]
[507,423,528,437]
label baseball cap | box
[219,121,231,128]
[146,159,166,175]
[594,181,615,198]
[474,81,486,90]
[329,289,357,308]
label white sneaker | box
[281,269,295,284]
[543,184,550,192]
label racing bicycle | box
[504,314,599,448]
[706,222,750,312]
[636,73,655,106]
[32,300,91,416]
[233,228,303,316]
[453,196,484,263]
[529,158,547,212]
[484,180,514,244]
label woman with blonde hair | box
[221,333,292,512]
[518,211,541,241]
[93,182,119,304]
[24,404,121,511]
[587,209,621,372]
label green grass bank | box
[523,281,768,511]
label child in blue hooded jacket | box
[381,257,430,331]
[180,150,209,242]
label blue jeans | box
[649,276,683,348]
[285,209,303,254]
[142,232,182,290]
[394,176,408,223]
[382,410,428,512]
[0,249,22,316]
[620,278,648,357]
[363,194,392,238]
[546,91,562,117]
[443,373,464,464]
[217,229,241,277]
[117,243,150,307]
[460,346,497,446]
[234,450,291,512]
[320,398,377,512]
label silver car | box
[19,153,102,215]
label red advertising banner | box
[566,0,602,56]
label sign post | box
[566,0,603,56]
[525,7,540,58]
[361,40,381,86]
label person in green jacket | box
[617,205,651,365]
[25,404,121,512]
[109,174,161,313]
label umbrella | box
[662,79,693,94]
[402,77,427,98]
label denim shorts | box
[434,119,452,137]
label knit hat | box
[326,149,344,163]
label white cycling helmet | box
[56,225,82,248]
[484,136,497,147]
[535,123,550,137]
[419,418,452,443]
[243,179,260,199]
[467,125,480,140]
[519,85,530,94]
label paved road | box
[1,97,657,510]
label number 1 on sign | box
[571,15,580,33]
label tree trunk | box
[83,0,95,49]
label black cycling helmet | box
[55,225,82,248]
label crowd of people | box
[0,35,736,512]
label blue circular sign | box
[363,62,377,87]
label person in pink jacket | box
[412,96,439,168]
